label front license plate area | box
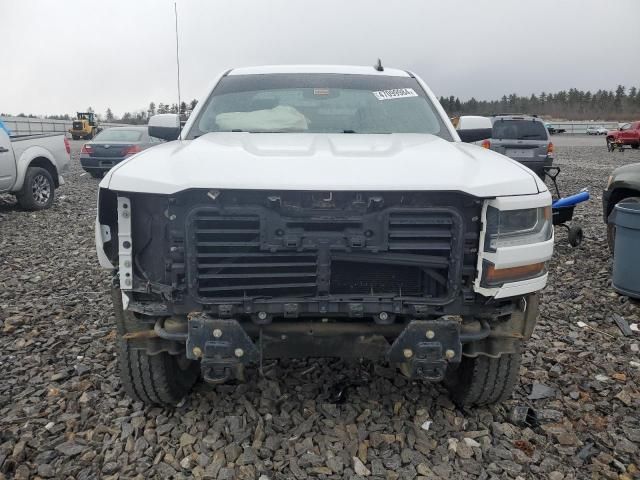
[387,319,462,381]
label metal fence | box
[0,115,136,137]
[543,121,622,134]
[1,115,627,137]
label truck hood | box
[103,133,543,197]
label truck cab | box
[96,65,553,407]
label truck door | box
[0,129,17,192]
[633,122,640,144]
[619,123,632,143]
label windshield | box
[95,129,144,142]
[492,120,548,141]
[187,74,452,139]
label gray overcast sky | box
[2,0,639,117]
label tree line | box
[5,85,640,123]
[1,99,199,125]
[440,85,640,120]
[103,99,200,125]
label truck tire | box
[444,350,521,407]
[72,135,79,140]
[16,167,55,210]
[112,288,199,406]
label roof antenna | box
[374,58,384,72]
[174,2,182,128]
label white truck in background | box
[0,129,71,210]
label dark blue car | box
[80,126,162,178]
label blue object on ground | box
[612,202,640,299]
[552,190,589,208]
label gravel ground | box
[1,137,639,480]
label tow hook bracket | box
[388,320,462,381]
[186,316,259,384]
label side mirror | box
[456,115,492,143]
[148,114,181,141]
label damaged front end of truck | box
[97,186,541,403]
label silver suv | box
[485,115,553,178]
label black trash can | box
[612,202,640,299]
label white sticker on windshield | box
[372,88,419,100]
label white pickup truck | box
[96,65,553,407]
[0,129,71,209]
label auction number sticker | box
[372,88,419,100]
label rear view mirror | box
[148,114,181,141]
[456,116,492,143]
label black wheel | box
[632,144,639,149]
[607,138,614,152]
[607,196,640,252]
[89,170,104,179]
[72,135,79,140]
[568,226,584,247]
[112,288,199,406]
[444,349,522,407]
[16,167,55,210]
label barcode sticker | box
[372,88,419,100]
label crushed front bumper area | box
[153,314,498,383]
[110,190,484,318]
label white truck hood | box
[103,133,543,197]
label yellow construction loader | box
[69,112,101,140]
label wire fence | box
[1,116,136,137]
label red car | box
[607,121,640,151]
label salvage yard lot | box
[0,137,639,479]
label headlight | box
[485,206,552,251]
